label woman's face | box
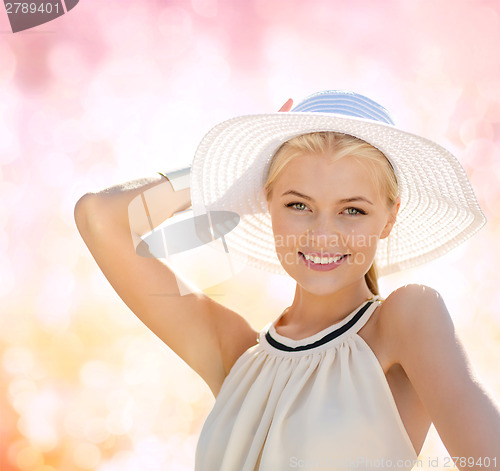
[267,152,399,297]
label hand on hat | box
[278,98,293,112]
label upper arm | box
[387,285,500,467]
[74,191,257,397]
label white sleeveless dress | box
[195,296,419,470]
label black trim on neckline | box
[265,301,374,352]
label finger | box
[278,98,293,112]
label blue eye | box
[344,207,366,216]
[286,202,307,211]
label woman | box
[75,91,500,470]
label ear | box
[380,196,401,240]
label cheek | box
[270,211,289,254]
[342,222,382,254]
[344,228,380,270]
[271,208,303,238]
[349,234,379,256]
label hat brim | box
[190,112,486,276]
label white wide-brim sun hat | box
[190,90,486,276]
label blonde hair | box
[264,132,399,296]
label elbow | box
[74,193,89,232]
[75,192,128,246]
[74,192,102,239]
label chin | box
[278,257,372,297]
[278,264,337,295]
[302,275,353,296]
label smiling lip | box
[299,252,349,271]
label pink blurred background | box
[1,0,499,469]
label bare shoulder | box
[384,283,445,312]
[379,286,500,459]
[382,283,449,327]
[378,284,453,364]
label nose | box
[306,212,342,249]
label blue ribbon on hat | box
[291,90,395,125]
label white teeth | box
[303,253,344,264]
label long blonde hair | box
[264,132,399,296]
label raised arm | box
[74,172,257,397]
[387,285,500,469]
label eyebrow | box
[280,190,374,205]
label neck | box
[280,281,374,331]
